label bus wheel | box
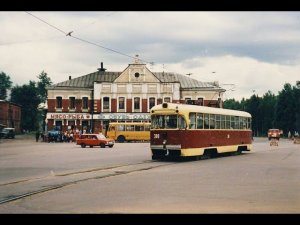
[100,144,105,148]
[117,135,126,143]
[90,146,93,148]
[81,144,86,148]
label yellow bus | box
[106,122,151,143]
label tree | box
[293,81,300,133]
[223,98,241,110]
[260,91,277,135]
[10,81,40,131]
[275,83,296,136]
[37,71,52,103]
[244,94,261,136]
[0,72,12,100]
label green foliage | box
[37,71,52,103]
[0,72,12,100]
[224,82,299,137]
[9,71,52,131]
[10,81,40,131]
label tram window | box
[197,113,204,129]
[151,115,164,129]
[215,114,221,129]
[210,114,215,129]
[204,114,209,129]
[234,116,239,129]
[247,118,252,129]
[189,113,196,129]
[230,116,235,129]
[221,115,225,129]
[226,116,231,129]
[178,116,186,129]
[166,115,178,129]
[241,117,246,129]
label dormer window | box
[134,72,140,78]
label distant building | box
[46,59,225,133]
[0,100,21,133]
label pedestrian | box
[35,130,40,142]
[288,131,291,139]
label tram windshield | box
[151,115,186,129]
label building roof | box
[49,70,223,91]
[49,71,121,89]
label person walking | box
[35,130,40,142]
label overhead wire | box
[24,11,154,65]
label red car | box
[76,133,114,148]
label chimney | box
[69,76,72,80]
[98,62,107,72]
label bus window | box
[117,125,125,131]
[189,113,196,129]
[109,126,115,131]
[135,125,144,131]
[126,125,134,131]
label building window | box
[149,97,156,110]
[164,97,171,103]
[82,97,88,109]
[69,97,75,109]
[119,97,125,110]
[185,97,191,104]
[56,97,62,108]
[134,97,140,111]
[197,98,204,106]
[103,97,110,112]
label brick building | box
[46,59,225,133]
[0,100,21,133]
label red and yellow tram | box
[150,103,252,159]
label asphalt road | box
[0,136,299,213]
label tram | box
[150,103,252,159]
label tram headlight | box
[163,140,167,145]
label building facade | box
[46,60,225,133]
[0,100,21,133]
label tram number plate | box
[154,133,160,139]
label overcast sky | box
[1,11,300,101]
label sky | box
[1,11,300,101]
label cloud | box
[1,11,300,101]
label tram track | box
[0,160,176,205]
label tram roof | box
[151,103,251,118]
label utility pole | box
[90,89,94,133]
